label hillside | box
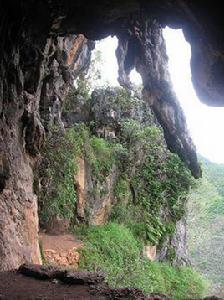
[187,155,224,297]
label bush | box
[89,137,115,181]
[76,223,207,299]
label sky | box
[94,30,224,164]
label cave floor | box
[0,271,98,300]
[0,264,169,300]
[0,264,218,300]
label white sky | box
[94,30,224,163]
[94,37,142,86]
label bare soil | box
[0,271,95,300]
[0,264,170,300]
[39,233,82,253]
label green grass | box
[75,223,207,300]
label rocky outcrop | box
[158,216,189,266]
[116,18,200,178]
[42,86,191,267]
[142,245,157,261]
[63,88,155,226]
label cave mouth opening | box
[164,27,224,297]
[91,31,224,165]
[85,30,224,297]
[163,27,224,165]
[88,35,142,89]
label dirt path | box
[39,233,83,269]
[40,233,82,252]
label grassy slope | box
[187,155,224,297]
[76,223,207,300]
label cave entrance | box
[164,28,224,297]
[92,32,224,163]
[39,29,208,296]
[87,30,224,297]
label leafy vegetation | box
[38,124,88,225]
[88,137,116,182]
[110,119,194,248]
[187,155,224,297]
[76,222,207,300]
[38,124,118,226]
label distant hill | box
[187,154,224,297]
[198,154,224,197]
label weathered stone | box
[157,216,190,266]
[74,157,86,221]
[143,245,157,261]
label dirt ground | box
[0,264,169,300]
[39,233,82,268]
[0,264,220,300]
[39,233,82,253]
[0,271,96,300]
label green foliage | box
[88,137,115,182]
[114,176,131,202]
[39,125,118,224]
[111,118,194,246]
[108,87,142,112]
[188,156,224,296]
[199,155,224,197]
[76,223,207,299]
[39,124,89,225]
[137,152,192,245]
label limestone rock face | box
[158,217,189,266]
[0,6,93,268]
[1,0,224,269]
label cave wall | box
[0,3,93,269]
[1,0,224,269]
